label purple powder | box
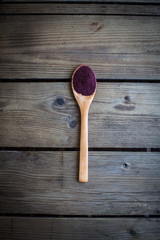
[72,65,96,96]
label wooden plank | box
[0,217,160,240]
[0,82,160,148]
[1,3,160,15]
[0,151,160,215]
[0,15,160,80]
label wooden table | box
[0,1,160,239]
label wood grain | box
[0,151,160,215]
[1,3,160,15]
[0,217,160,240]
[0,15,160,79]
[0,82,160,148]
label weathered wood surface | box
[1,3,160,15]
[0,15,160,80]
[0,151,159,215]
[0,1,159,239]
[0,82,160,148]
[0,217,160,240]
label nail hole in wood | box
[124,95,131,104]
[123,163,128,169]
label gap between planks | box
[0,213,160,218]
[1,79,160,83]
[0,147,160,152]
[1,1,160,5]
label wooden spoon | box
[71,65,96,182]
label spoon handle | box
[79,109,88,182]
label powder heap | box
[72,65,96,96]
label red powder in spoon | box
[72,65,96,96]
